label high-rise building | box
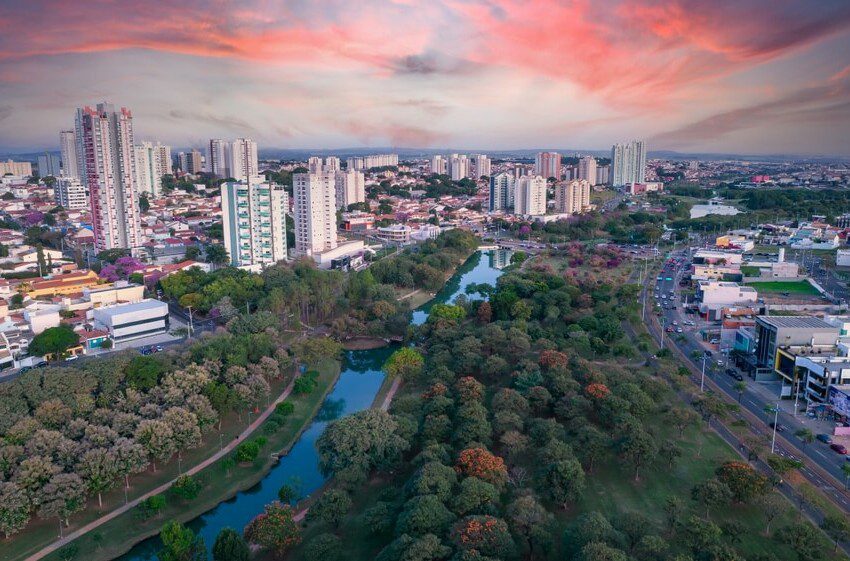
[308,156,323,174]
[0,160,32,176]
[59,130,79,179]
[227,138,259,182]
[335,169,365,209]
[430,155,447,175]
[554,179,591,214]
[535,152,561,180]
[54,176,88,209]
[611,140,646,187]
[324,156,340,174]
[596,164,610,186]
[489,173,515,212]
[208,139,228,177]
[346,154,398,171]
[134,141,171,197]
[221,179,289,267]
[178,149,202,175]
[293,173,338,257]
[37,152,61,177]
[578,156,597,185]
[75,102,142,251]
[474,154,491,178]
[449,153,470,181]
[514,175,547,216]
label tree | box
[755,494,784,536]
[691,478,732,519]
[663,496,685,535]
[546,458,586,509]
[136,495,167,520]
[715,461,770,504]
[820,515,850,553]
[135,419,176,471]
[376,533,450,561]
[455,448,507,486]
[450,515,515,558]
[408,461,457,502]
[307,489,352,529]
[37,473,86,527]
[618,425,657,481]
[170,475,202,502]
[579,542,628,561]
[159,520,207,561]
[29,325,80,360]
[667,407,699,438]
[0,482,30,539]
[163,407,202,460]
[396,494,456,536]
[733,380,747,403]
[795,428,814,446]
[205,244,229,268]
[778,522,822,561]
[78,447,119,508]
[507,493,552,560]
[244,502,301,557]
[452,476,499,516]
[304,533,343,561]
[212,528,250,561]
[384,347,425,381]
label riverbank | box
[38,361,341,561]
[341,337,391,350]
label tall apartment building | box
[178,149,202,174]
[535,152,561,180]
[474,154,491,178]
[208,139,228,177]
[37,152,60,177]
[611,140,646,187]
[59,130,79,179]
[221,179,289,267]
[75,102,142,251]
[430,155,447,175]
[293,173,338,257]
[596,164,610,186]
[514,175,547,216]
[54,177,88,209]
[324,156,340,174]
[0,160,32,176]
[335,169,366,209]
[308,156,323,174]
[449,153,470,181]
[489,173,515,212]
[554,179,590,214]
[228,138,259,182]
[578,156,597,185]
[134,141,171,197]
[346,154,398,171]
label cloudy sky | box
[1,0,850,155]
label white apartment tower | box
[59,130,79,179]
[514,175,547,216]
[221,179,289,267]
[611,140,646,187]
[489,173,515,212]
[134,141,171,197]
[474,154,491,178]
[38,153,61,177]
[54,177,88,209]
[554,179,591,214]
[535,152,561,180]
[75,102,142,251]
[430,155,447,175]
[335,169,366,209]
[578,156,597,185]
[308,156,323,174]
[449,154,470,181]
[227,138,259,182]
[346,154,398,171]
[178,149,202,174]
[208,139,229,177]
[293,173,338,257]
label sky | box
[1,0,850,156]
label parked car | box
[64,355,78,362]
[725,368,744,381]
[830,443,848,455]
[34,360,48,368]
[769,422,786,433]
[816,433,833,444]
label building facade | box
[578,156,597,185]
[611,140,647,187]
[514,175,547,216]
[554,179,590,214]
[59,130,79,179]
[0,160,32,176]
[208,139,228,177]
[489,173,515,212]
[37,152,61,177]
[178,149,202,174]
[449,154,470,181]
[221,179,288,267]
[430,155,447,175]
[346,154,398,171]
[134,141,171,197]
[54,177,88,209]
[535,152,561,180]
[227,138,259,182]
[334,169,366,209]
[474,154,491,178]
[293,172,338,256]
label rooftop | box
[757,316,836,330]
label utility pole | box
[770,404,779,454]
[187,305,194,339]
[700,354,707,392]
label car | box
[709,338,719,345]
[725,369,744,381]
[769,422,787,433]
[140,348,152,356]
[816,433,833,444]
[830,443,848,455]
[34,360,48,368]
[18,366,31,374]
[666,326,674,333]
[665,277,673,281]
[704,350,713,357]
[64,355,78,362]
[672,321,678,326]
[676,327,683,333]
[155,345,164,352]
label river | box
[118,249,512,560]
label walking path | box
[27,375,299,561]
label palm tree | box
[795,428,814,446]
[733,380,747,403]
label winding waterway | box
[118,249,511,560]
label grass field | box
[31,360,342,561]
[746,280,820,295]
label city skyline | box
[1,1,850,155]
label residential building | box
[179,149,202,174]
[208,138,229,177]
[54,177,87,209]
[59,130,79,179]
[346,154,398,171]
[578,156,597,185]
[221,179,289,267]
[596,164,610,185]
[324,156,340,174]
[553,179,590,214]
[293,172,337,257]
[20,270,102,298]
[75,102,142,251]
[474,154,491,178]
[227,138,259,182]
[514,175,547,216]
[0,160,32,176]
[334,169,365,209]
[489,173,515,212]
[430,155,447,175]
[134,141,171,197]
[611,140,646,187]
[449,154,470,181]
[308,156,323,174]
[37,152,60,177]
[837,249,850,267]
[535,152,561,180]
[92,299,169,342]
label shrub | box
[294,372,319,395]
[276,402,295,416]
[169,474,202,501]
[136,494,167,520]
[235,441,261,463]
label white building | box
[38,152,61,177]
[449,154,470,181]
[308,156,323,174]
[535,152,561,180]
[578,156,597,185]
[59,130,79,179]
[227,138,259,182]
[134,141,171,197]
[554,179,590,214]
[346,154,398,171]
[221,179,289,267]
[54,177,88,209]
[324,156,340,174]
[489,173,515,212]
[515,175,547,216]
[334,169,365,209]
[696,280,758,315]
[430,155,447,175]
[837,249,850,267]
[75,102,142,251]
[92,299,169,342]
[293,172,338,257]
[208,139,229,177]
[474,154,491,178]
[376,224,412,244]
[0,160,32,176]
[611,140,646,187]
[178,149,202,174]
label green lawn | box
[31,360,341,561]
[746,280,820,295]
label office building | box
[54,177,88,209]
[514,175,547,216]
[75,102,142,251]
[335,169,365,209]
[489,173,515,212]
[134,141,171,197]
[474,154,491,178]
[449,153,470,181]
[535,152,561,180]
[221,178,289,267]
[93,299,169,342]
[554,179,590,214]
[227,138,259,182]
[346,154,398,171]
[0,160,32,176]
[293,172,338,257]
[59,130,79,179]
[37,152,60,178]
[430,155,447,175]
[178,149,202,174]
[611,140,647,187]
[578,156,597,185]
[208,139,229,177]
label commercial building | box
[293,172,338,257]
[611,140,646,187]
[430,155,447,175]
[797,349,850,404]
[449,154,470,181]
[695,280,758,318]
[92,299,169,342]
[21,270,102,298]
[54,177,88,209]
[553,179,590,214]
[473,154,491,178]
[59,130,79,179]
[221,179,289,267]
[0,160,32,176]
[514,175,547,216]
[753,316,840,389]
[75,102,142,251]
[535,152,561,180]
[376,224,412,244]
[134,141,171,197]
[346,154,398,171]
[334,169,366,209]
[578,156,597,185]
[489,173,515,212]
[38,152,60,177]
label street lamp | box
[766,403,780,454]
[700,354,707,392]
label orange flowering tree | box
[455,448,507,486]
[244,502,301,557]
[450,515,515,558]
[456,377,484,403]
[586,383,610,400]
[422,382,448,399]
[539,350,569,371]
[715,461,770,503]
